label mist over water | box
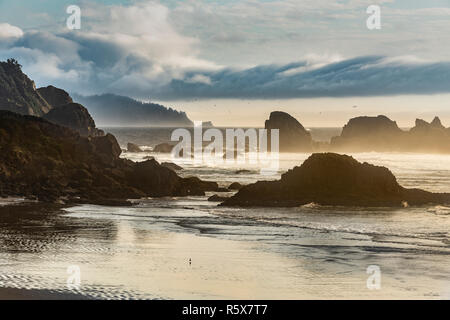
[1,128,449,299]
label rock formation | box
[221,153,450,207]
[406,117,450,153]
[264,111,312,152]
[153,142,175,153]
[330,115,450,153]
[37,85,73,107]
[331,115,404,152]
[0,59,51,116]
[228,182,243,190]
[43,103,104,137]
[208,194,229,202]
[127,142,143,153]
[161,162,183,171]
[0,111,220,204]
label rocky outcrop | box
[221,153,450,207]
[330,115,450,153]
[228,182,243,190]
[406,117,450,153]
[208,194,229,202]
[331,115,404,152]
[161,162,183,171]
[0,59,52,116]
[127,142,143,153]
[37,85,73,107]
[154,142,175,153]
[265,111,312,152]
[0,111,219,204]
[43,103,104,137]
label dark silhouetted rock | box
[43,103,104,137]
[37,85,73,107]
[331,115,404,152]
[221,153,450,207]
[265,111,312,152]
[0,59,51,116]
[0,111,220,204]
[127,142,143,153]
[228,182,243,190]
[208,194,229,202]
[161,162,183,171]
[406,117,450,153]
[154,142,175,153]
[92,133,122,165]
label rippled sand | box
[0,198,449,299]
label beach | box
[0,129,449,300]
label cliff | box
[0,59,51,116]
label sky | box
[0,0,450,127]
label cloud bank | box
[1,1,450,101]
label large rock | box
[406,117,450,153]
[127,142,143,153]
[0,59,51,116]
[221,153,450,207]
[331,115,404,152]
[0,111,219,204]
[37,85,73,107]
[153,142,175,153]
[265,111,312,152]
[43,103,104,137]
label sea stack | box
[331,115,404,152]
[264,111,312,152]
[221,153,450,207]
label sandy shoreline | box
[0,197,449,300]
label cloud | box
[0,23,23,39]
[0,2,219,96]
[1,2,450,101]
[153,56,450,100]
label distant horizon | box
[1,1,450,128]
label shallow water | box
[0,128,449,299]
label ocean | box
[0,127,449,299]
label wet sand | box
[1,201,448,300]
[0,288,89,300]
